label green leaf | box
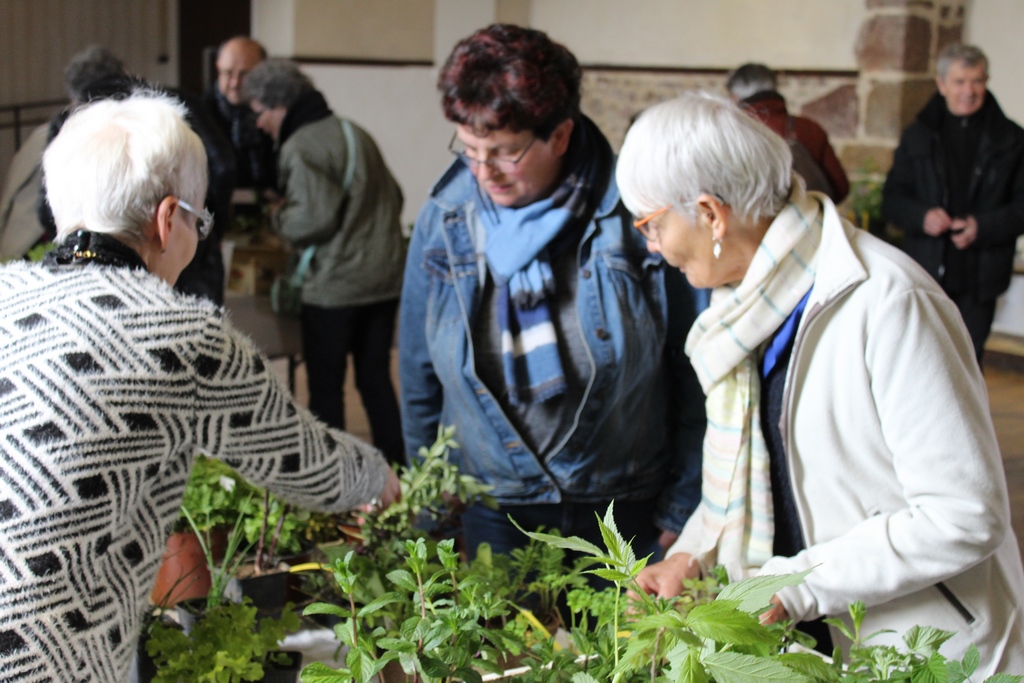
[376,637,417,653]
[672,647,709,683]
[903,624,955,655]
[685,601,777,645]
[982,675,1024,683]
[356,592,403,617]
[960,644,980,678]
[588,567,633,583]
[715,569,813,614]
[386,569,419,592]
[776,653,840,682]
[509,515,606,559]
[910,652,950,683]
[571,674,602,683]
[704,651,812,683]
[299,661,351,682]
[302,602,350,618]
[455,666,484,683]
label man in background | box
[883,44,1024,365]
[204,36,277,195]
[727,62,849,203]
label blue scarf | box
[478,116,610,405]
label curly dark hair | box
[438,24,581,140]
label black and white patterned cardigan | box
[0,262,389,681]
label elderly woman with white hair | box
[619,92,1024,671]
[0,91,399,681]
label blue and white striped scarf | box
[479,117,609,405]
[685,184,823,572]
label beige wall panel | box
[292,0,433,60]
[965,0,1024,129]
[0,0,175,176]
[252,0,296,57]
[529,0,865,70]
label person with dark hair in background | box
[883,44,1024,365]
[245,59,406,466]
[398,24,705,564]
[726,62,849,203]
[204,36,277,194]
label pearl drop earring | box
[713,239,722,259]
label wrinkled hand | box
[950,215,978,249]
[759,594,789,625]
[632,552,700,599]
[923,207,952,236]
[358,467,401,516]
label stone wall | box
[580,0,967,211]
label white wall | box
[530,0,865,69]
[302,64,451,229]
[965,0,1024,127]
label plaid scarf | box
[479,116,611,405]
[685,185,823,571]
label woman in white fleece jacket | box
[615,91,1024,673]
[0,92,399,682]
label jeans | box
[301,299,404,465]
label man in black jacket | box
[883,44,1024,364]
[204,36,277,194]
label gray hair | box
[243,59,314,109]
[617,91,792,224]
[725,63,777,101]
[64,46,126,103]
[936,44,989,80]
[43,91,208,244]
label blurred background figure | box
[0,122,48,261]
[398,24,705,567]
[204,36,277,196]
[245,59,406,465]
[883,44,1024,365]
[727,62,849,203]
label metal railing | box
[0,99,66,150]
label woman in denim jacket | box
[398,24,705,561]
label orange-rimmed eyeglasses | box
[633,205,671,241]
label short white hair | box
[43,90,207,243]
[617,91,793,223]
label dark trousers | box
[300,299,404,465]
[948,291,997,366]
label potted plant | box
[299,491,1021,682]
[146,506,304,683]
[151,454,256,607]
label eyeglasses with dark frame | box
[177,199,214,241]
[447,132,536,174]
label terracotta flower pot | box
[150,529,226,607]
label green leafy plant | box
[146,599,300,683]
[179,454,258,534]
[147,502,302,683]
[302,537,525,683]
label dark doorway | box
[178,0,251,98]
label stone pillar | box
[847,0,966,177]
